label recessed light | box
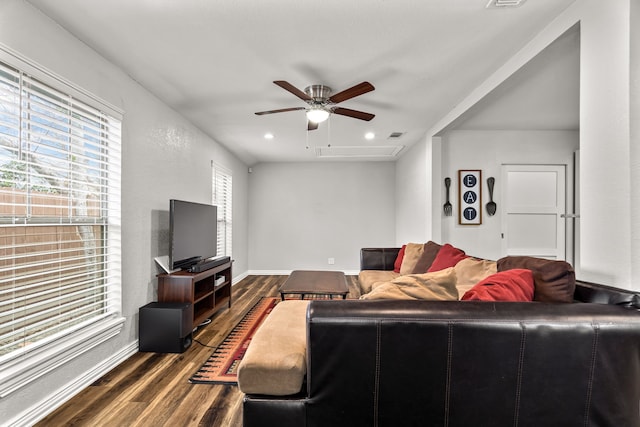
[364,132,375,140]
[264,133,274,140]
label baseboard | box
[232,270,249,284]
[10,341,139,427]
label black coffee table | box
[279,270,349,300]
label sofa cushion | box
[237,300,310,396]
[462,269,535,301]
[411,241,443,273]
[393,245,406,273]
[360,267,458,301]
[358,270,400,294]
[453,257,497,298]
[399,243,425,275]
[497,256,575,303]
[427,243,468,272]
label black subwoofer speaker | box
[139,302,193,353]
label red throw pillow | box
[427,244,468,272]
[462,269,535,302]
[393,245,406,273]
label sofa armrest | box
[574,280,640,309]
[243,394,306,427]
[360,247,400,271]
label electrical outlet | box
[328,257,335,265]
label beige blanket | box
[360,267,458,301]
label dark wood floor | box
[36,274,361,427]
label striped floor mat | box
[189,297,279,384]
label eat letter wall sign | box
[458,170,482,225]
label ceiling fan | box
[255,81,375,130]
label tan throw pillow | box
[399,243,425,275]
[360,267,458,301]
[358,270,400,294]
[411,241,443,274]
[454,257,497,298]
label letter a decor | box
[458,170,482,225]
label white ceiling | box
[26,0,579,165]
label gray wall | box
[248,162,396,273]
[401,0,640,290]
[0,1,249,423]
[440,130,578,261]
[3,0,639,423]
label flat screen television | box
[169,199,218,270]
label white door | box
[501,165,566,260]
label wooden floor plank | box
[35,274,361,426]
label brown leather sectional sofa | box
[242,248,640,427]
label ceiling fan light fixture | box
[306,108,330,124]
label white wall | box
[396,0,638,290]
[395,139,430,245]
[440,130,578,260]
[0,0,248,423]
[578,0,632,286]
[248,162,395,273]
[631,0,640,286]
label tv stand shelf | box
[157,259,232,327]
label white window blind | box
[212,163,232,257]
[0,58,122,363]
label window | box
[0,52,122,396]
[212,163,232,257]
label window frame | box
[212,162,232,258]
[0,46,124,397]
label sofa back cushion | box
[574,280,640,308]
[305,300,640,426]
[360,247,401,271]
[497,256,575,303]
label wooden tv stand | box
[157,259,232,327]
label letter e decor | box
[458,170,482,225]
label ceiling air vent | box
[388,132,404,139]
[486,0,527,8]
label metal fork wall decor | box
[443,177,452,216]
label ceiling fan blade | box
[307,121,318,131]
[255,107,306,115]
[329,82,375,104]
[332,107,375,121]
[273,81,312,101]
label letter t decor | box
[458,170,482,225]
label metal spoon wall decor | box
[486,177,497,216]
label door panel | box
[502,165,566,260]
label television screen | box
[169,199,218,270]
